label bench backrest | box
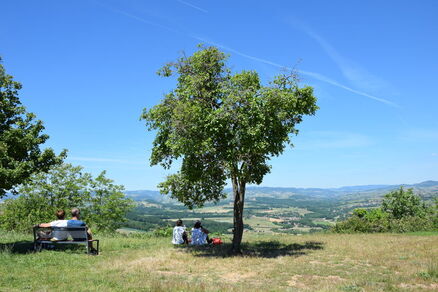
[34,226,88,241]
[53,226,87,240]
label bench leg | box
[34,242,43,252]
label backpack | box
[212,237,223,245]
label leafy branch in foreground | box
[0,58,66,197]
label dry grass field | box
[1,231,437,291]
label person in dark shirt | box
[68,208,86,227]
[69,208,97,254]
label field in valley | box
[123,183,438,235]
[1,231,437,291]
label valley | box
[122,181,438,234]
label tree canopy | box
[0,58,65,197]
[142,45,318,252]
[382,187,427,219]
[0,163,134,232]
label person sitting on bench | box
[68,208,97,254]
[190,221,212,245]
[67,208,91,237]
[36,210,68,241]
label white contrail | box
[298,70,399,107]
[177,0,208,13]
[302,27,391,93]
[97,2,398,108]
[192,35,399,108]
[95,1,179,34]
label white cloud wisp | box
[192,36,399,108]
[177,0,208,13]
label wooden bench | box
[33,226,99,255]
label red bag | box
[212,237,223,245]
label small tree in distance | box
[382,187,427,219]
[142,45,318,253]
[88,171,134,232]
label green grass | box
[243,216,279,232]
[261,206,313,216]
[117,227,148,234]
[404,231,438,236]
[1,230,437,291]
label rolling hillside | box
[123,181,438,234]
[125,180,438,202]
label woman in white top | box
[36,210,68,241]
[190,221,212,245]
[172,219,188,244]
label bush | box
[153,226,173,237]
[332,189,438,234]
[382,187,427,219]
[332,214,390,233]
[388,216,436,233]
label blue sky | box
[1,0,437,190]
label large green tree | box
[0,58,65,197]
[142,45,318,253]
[0,163,134,232]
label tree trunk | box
[231,176,246,254]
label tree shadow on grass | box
[0,241,35,254]
[0,241,86,254]
[175,240,324,258]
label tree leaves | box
[142,46,318,209]
[0,164,134,232]
[0,59,65,197]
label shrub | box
[382,187,427,219]
[153,226,173,237]
[332,214,390,233]
[388,216,435,233]
[332,191,437,234]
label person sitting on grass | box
[190,221,213,245]
[172,219,189,245]
[35,210,68,241]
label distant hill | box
[124,190,164,202]
[4,181,436,204]
[125,180,438,203]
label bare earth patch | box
[221,271,258,283]
[399,283,438,290]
